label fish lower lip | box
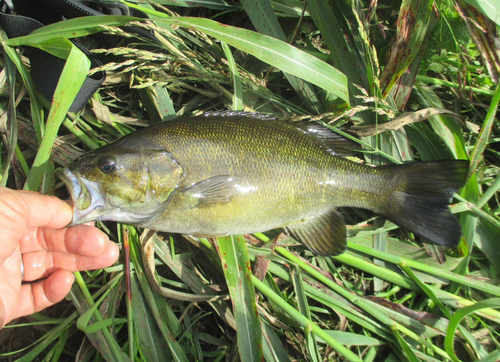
[57,169,107,224]
[56,168,81,202]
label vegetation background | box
[0,0,499,361]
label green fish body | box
[59,112,469,256]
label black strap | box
[0,0,155,112]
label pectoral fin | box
[182,175,245,208]
[285,209,347,256]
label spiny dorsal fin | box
[294,121,360,157]
[203,110,278,121]
[285,209,347,256]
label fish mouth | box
[57,168,109,225]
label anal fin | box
[285,209,347,256]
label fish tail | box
[379,160,469,247]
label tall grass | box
[0,0,499,361]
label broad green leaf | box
[464,0,500,26]
[121,5,350,104]
[405,123,454,160]
[154,0,239,10]
[217,235,263,362]
[240,0,324,113]
[162,16,349,104]
[306,0,375,99]
[380,0,433,95]
[413,83,468,159]
[4,16,138,48]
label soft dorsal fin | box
[294,121,360,157]
[203,110,278,121]
[285,209,347,256]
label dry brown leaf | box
[350,108,463,137]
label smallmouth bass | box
[58,112,469,256]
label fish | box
[57,111,469,256]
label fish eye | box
[98,156,117,174]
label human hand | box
[0,187,119,328]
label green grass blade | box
[130,232,190,362]
[405,123,454,160]
[140,85,176,122]
[413,83,468,159]
[317,331,384,347]
[347,240,500,296]
[480,350,500,362]
[72,273,128,361]
[23,39,90,191]
[221,42,243,111]
[330,251,500,323]
[252,275,363,362]
[10,314,79,361]
[444,298,500,362]
[401,263,487,360]
[478,173,500,208]
[130,271,172,361]
[0,47,17,187]
[469,82,500,175]
[261,320,292,362]
[1,41,44,141]
[75,276,123,333]
[391,326,420,362]
[217,235,263,362]
[290,265,321,361]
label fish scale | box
[59,112,469,256]
[144,117,338,236]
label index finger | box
[0,187,73,230]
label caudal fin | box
[381,160,469,247]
